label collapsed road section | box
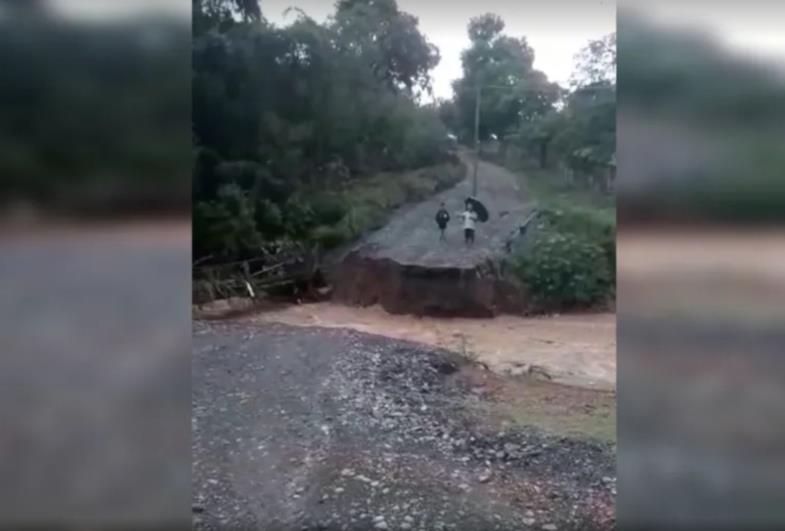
[332,155,535,317]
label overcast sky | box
[49,0,785,91]
[261,0,616,101]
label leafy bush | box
[538,205,615,276]
[255,198,284,238]
[400,172,436,200]
[308,194,349,225]
[513,229,612,310]
[311,224,349,249]
[193,184,264,260]
[281,197,316,240]
[340,204,387,237]
[511,204,615,310]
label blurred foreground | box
[0,0,189,218]
[0,220,191,527]
[0,0,191,527]
[618,228,785,526]
[618,5,785,527]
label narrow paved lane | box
[353,154,534,268]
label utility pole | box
[472,83,481,197]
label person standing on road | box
[460,202,478,247]
[435,202,450,242]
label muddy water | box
[247,303,616,390]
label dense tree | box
[332,0,439,95]
[552,34,616,172]
[443,19,616,187]
[505,33,616,177]
[570,33,616,88]
[192,0,451,260]
[193,0,262,34]
[450,13,559,141]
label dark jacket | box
[435,208,450,227]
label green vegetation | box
[512,214,614,311]
[439,18,615,190]
[618,13,785,224]
[434,18,616,312]
[193,160,464,257]
[192,0,618,318]
[0,7,190,214]
[506,167,616,312]
[293,161,465,250]
[473,378,616,443]
[193,0,456,262]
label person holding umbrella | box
[460,201,479,247]
[460,196,488,247]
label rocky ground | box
[193,321,615,531]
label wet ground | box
[236,303,616,390]
[192,320,616,531]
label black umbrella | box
[465,196,489,222]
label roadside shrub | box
[255,198,284,238]
[281,197,316,240]
[309,193,348,225]
[400,172,436,200]
[513,229,612,310]
[310,224,348,249]
[352,178,407,209]
[538,205,616,277]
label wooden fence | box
[193,243,322,305]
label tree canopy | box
[193,0,452,261]
[449,13,560,142]
[442,14,615,181]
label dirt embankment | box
[333,253,525,317]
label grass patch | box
[522,165,615,211]
[303,160,466,249]
[475,378,616,443]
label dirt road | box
[193,320,615,531]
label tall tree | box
[332,0,439,95]
[451,13,558,141]
[548,33,616,178]
[192,0,450,260]
[570,33,616,89]
[193,0,262,35]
